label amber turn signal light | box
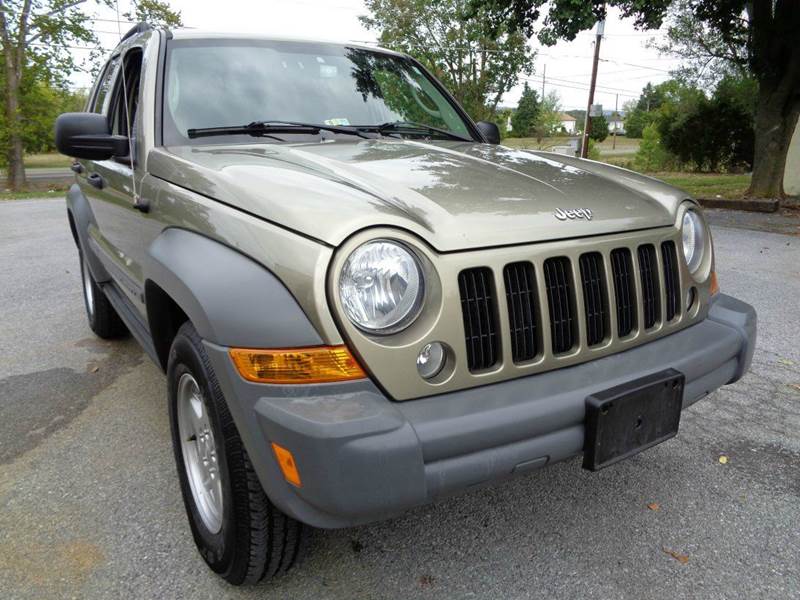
[271,442,302,487]
[229,345,366,384]
[710,271,720,296]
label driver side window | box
[108,48,144,159]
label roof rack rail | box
[120,22,154,42]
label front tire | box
[167,322,309,585]
[79,251,126,338]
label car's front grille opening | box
[579,252,608,346]
[661,241,681,321]
[458,267,500,372]
[543,257,577,354]
[610,248,637,337]
[504,261,539,363]
[637,244,660,329]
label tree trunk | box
[747,81,800,200]
[3,55,26,191]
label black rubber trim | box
[101,280,160,365]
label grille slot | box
[611,248,637,337]
[637,244,660,329]
[661,241,681,321]
[458,267,499,371]
[504,262,539,363]
[543,257,576,354]
[579,252,608,346]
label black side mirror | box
[55,112,129,161]
[476,121,501,144]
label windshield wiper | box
[358,121,471,142]
[187,121,370,140]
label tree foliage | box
[633,123,676,171]
[510,82,538,137]
[0,0,181,189]
[360,0,535,121]
[470,0,800,200]
[625,79,704,137]
[534,89,562,137]
[650,0,748,89]
[659,80,755,172]
[628,76,755,172]
[589,115,608,142]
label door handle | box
[87,173,104,189]
[70,162,84,174]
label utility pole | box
[541,63,546,99]
[612,93,618,150]
[581,19,604,158]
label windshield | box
[163,40,474,145]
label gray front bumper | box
[204,293,756,529]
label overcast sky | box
[79,0,683,113]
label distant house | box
[604,110,626,135]
[559,113,576,134]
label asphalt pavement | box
[1,198,798,599]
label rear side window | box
[92,56,120,114]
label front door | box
[79,44,149,317]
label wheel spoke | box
[177,372,224,534]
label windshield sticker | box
[324,118,350,126]
[320,64,338,78]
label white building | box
[558,113,576,134]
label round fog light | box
[417,342,446,380]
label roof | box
[167,29,400,56]
[559,113,577,122]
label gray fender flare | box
[146,227,323,348]
[66,183,111,282]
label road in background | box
[1,198,798,599]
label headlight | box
[681,209,707,273]
[339,240,425,334]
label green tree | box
[660,80,754,172]
[635,82,664,112]
[623,101,655,138]
[470,0,800,201]
[633,123,677,171]
[510,83,539,137]
[360,0,535,122]
[494,107,513,138]
[589,115,608,142]
[533,89,561,138]
[0,0,181,190]
[624,80,700,137]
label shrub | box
[634,124,679,172]
[589,115,609,142]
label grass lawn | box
[649,173,751,200]
[23,152,71,169]
[501,136,640,156]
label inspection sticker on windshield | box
[324,118,350,126]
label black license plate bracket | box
[583,369,685,471]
